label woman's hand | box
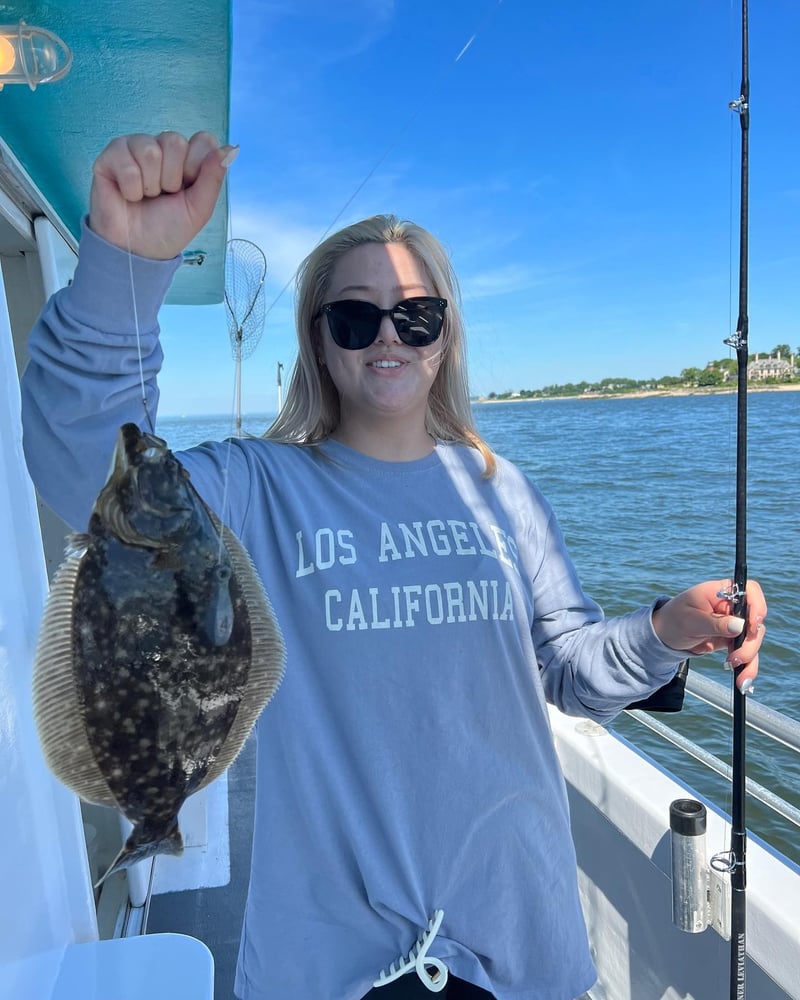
[89,131,238,259]
[652,579,767,692]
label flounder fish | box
[33,423,284,882]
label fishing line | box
[125,204,155,434]
[260,0,506,323]
[124,192,234,559]
[212,373,240,567]
[217,159,238,553]
[123,181,235,573]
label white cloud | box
[462,263,563,300]
[228,204,324,290]
[233,0,396,103]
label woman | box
[21,132,766,1000]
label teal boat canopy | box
[0,0,231,304]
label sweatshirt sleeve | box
[528,493,685,723]
[21,222,182,531]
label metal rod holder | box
[670,798,709,933]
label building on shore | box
[748,352,797,381]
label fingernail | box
[220,144,240,168]
[727,655,742,669]
[727,617,746,635]
[740,677,755,696]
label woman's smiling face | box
[320,241,445,438]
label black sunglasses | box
[319,296,448,351]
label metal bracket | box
[708,864,732,940]
[710,848,737,873]
[717,583,744,604]
[181,250,206,266]
[723,330,746,351]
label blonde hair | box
[265,214,496,476]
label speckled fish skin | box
[33,423,285,881]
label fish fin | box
[64,532,91,558]
[93,819,184,888]
[33,548,120,807]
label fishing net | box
[224,239,267,433]
[224,239,267,361]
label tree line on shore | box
[483,344,800,401]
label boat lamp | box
[0,22,72,90]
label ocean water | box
[156,390,800,861]
[471,390,800,864]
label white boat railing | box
[625,673,800,834]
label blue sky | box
[157,0,800,416]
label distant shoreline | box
[158,384,799,419]
[474,384,800,404]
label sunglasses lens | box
[325,300,380,350]
[392,298,446,346]
[323,297,447,350]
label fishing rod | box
[711,1,750,997]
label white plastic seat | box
[0,933,214,1000]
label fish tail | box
[93,819,184,888]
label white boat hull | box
[551,707,800,999]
